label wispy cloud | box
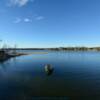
[8,0,34,7]
[13,18,21,23]
[13,14,45,24]
[35,16,44,20]
[13,17,32,23]
[24,18,32,22]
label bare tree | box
[0,40,2,50]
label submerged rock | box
[45,64,54,75]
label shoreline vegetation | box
[0,50,28,62]
[0,49,48,61]
[0,46,100,62]
[6,47,100,51]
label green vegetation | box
[2,47,100,51]
[45,47,100,51]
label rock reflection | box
[45,64,54,76]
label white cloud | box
[24,18,32,22]
[13,17,32,23]
[35,16,44,20]
[8,0,33,7]
[13,18,21,23]
[13,15,44,24]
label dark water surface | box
[0,51,100,100]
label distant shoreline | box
[3,47,100,51]
[0,47,100,62]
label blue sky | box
[0,0,100,48]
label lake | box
[0,50,100,100]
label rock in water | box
[45,64,54,75]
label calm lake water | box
[0,50,100,100]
